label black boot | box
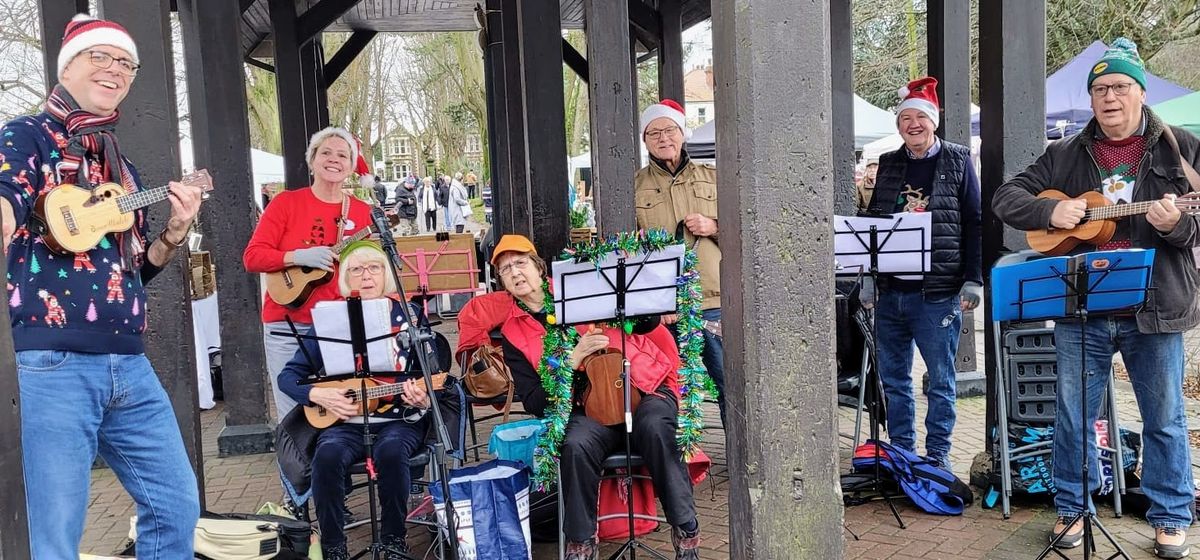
[565,538,598,560]
[323,543,351,560]
[382,534,411,560]
[672,523,701,560]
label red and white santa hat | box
[895,76,940,128]
[57,14,139,78]
[639,99,691,141]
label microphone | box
[370,204,396,250]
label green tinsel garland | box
[526,229,714,489]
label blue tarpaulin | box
[971,41,1192,138]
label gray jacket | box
[993,108,1200,334]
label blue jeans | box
[875,289,961,461]
[312,419,429,549]
[1052,317,1193,528]
[18,350,200,559]
[700,308,727,426]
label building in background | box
[683,63,714,128]
[376,129,484,181]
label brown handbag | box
[463,344,516,422]
[581,350,639,427]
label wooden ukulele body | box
[265,267,333,309]
[1026,190,1117,256]
[304,373,448,429]
[34,183,135,254]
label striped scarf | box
[44,84,145,266]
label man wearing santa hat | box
[864,76,982,473]
[634,99,726,432]
[0,14,204,557]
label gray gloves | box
[291,246,335,271]
[959,281,983,311]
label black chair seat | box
[601,453,645,471]
[348,448,431,476]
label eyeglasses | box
[497,257,531,276]
[345,263,385,277]
[83,50,140,76]
[644,126,681,141]
[1089,82,1136,98]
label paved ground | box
[80,307,1200,558]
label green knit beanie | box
[339,239,383,262]
[1088,37,1146,90]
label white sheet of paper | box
[833,212,931,280]
[312,298,400,375]
[552,244,684,325]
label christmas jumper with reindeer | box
[242,187,372,324]
[0,113,161,354]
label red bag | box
[595,449,711,540]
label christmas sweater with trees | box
[0,113,160,355]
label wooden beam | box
[713,0,844,555]
[98,0,206,503]
[325,29,376,84]
[657,0,684,103]
[38,0,90,94]
[627,0,660,38]
[830,0,855,214]
[483,0,513,236]
[561,37,589,81]
[929,0,972,147]
[586,0,637,235]
[240,0,255,14]
[269,0,310,188]
[244,57,275,73]
[296,0,360,45]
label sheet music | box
[833,212,931,279]
[311,298,401,375]
[552,244,683,324]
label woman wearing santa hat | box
[244,126,376,422]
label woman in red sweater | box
[244,126,374,421]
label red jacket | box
[243,187,372,324]
[499,297,681,396]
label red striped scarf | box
[44,85,145,266]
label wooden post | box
[98,0,206,504]
[37,0,89,95]
[713,0,844,556]
[269,0,310,189]
[585,0,637,236]
[657,0,684,104]
[979,0,1046,443]
[830,0,856,215]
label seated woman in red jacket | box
[487,234,700,560]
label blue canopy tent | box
[971,41,1192,138]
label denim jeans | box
[1052,317,1193,529]
[875,289,961,461]
[18,350,200,559]
[264,321,308,422]
[311,419,429,549]
[700,308,727,426]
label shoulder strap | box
[1161,126,1200,193]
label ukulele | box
[1026,189,1200,256]
[265,225,375,309]
[304,372,449,429]
[32,169,213,254]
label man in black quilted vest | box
[864,76,983,473]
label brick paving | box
[80,318,1200,559]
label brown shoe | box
[1049,516,1084,549]
[1155,527,1190,559]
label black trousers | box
[560,395,696,541]
[424,209,437,231]
[311,419,427,549]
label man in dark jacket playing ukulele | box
[994,38,1200,559]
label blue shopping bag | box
[488,419,544,468]
[431,459,531,560]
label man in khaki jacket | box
[634,99,726,425]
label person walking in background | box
[448,174,470,233]
[419,176,438,232]
[465,169,478,199]
[436,175,450,231]
[395,177,419,235]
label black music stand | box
[277,295,430,560]
[834,213,932,530]
[1001,255,1152,560]
[554,245,683,560]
